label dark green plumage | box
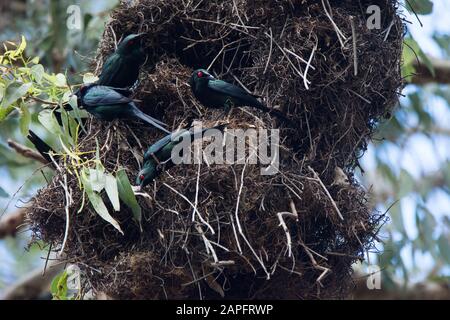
[136,125,225,188]
[62,34,145,112]
[77,84,169,133]
[190,69,291,122]
[97,33,146,91]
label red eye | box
[139,174,145,181]
[197,71,203,78]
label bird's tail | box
[253,103,295,126]
[131,103,171,134]
[188,124,227,142]
[27,130,57,165]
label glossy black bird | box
[136,125,225,188]
[76,83,170,133]
[189,69,290,122]
[27,130,58,166]
[97,33,146,91]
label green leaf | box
[388,202,406,236]
[88,168,105,192]
[438,235,450,264]
[398,169,415,198]
[82,72,98,84]
[68,94,87,133]
[0,84,4,102]
[403,37,435,79]
[30,56,40,64]
[406,0,433,15]
[51,271,68,300]
[19,103,31,136]
[16,35,27,56]
[105,174,120,211]
[82,170,123,235]
[0,82,32,109]
[116,168,142,229]
[59,105,74,147]
[38,109,63,136]
[0,186,9,198]
[55,73,67,87]
[30,64,45,84]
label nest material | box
[28,0,404,299]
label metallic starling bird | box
[61,33,145,112]
[76,83,170,133]
[97,33,146,91]
[189,69,290,122]
[136,125,225,188]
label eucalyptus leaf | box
[82,171,123,235]
[105,174,120,211]
[0,82,32,109]
[68,94,87,133]
[30,64,45,83]
[55,73,67,87]
[88,168,105,193]
[116,168,142,229]
[406,0,433,15]
[19,103,31,136]
[38,109,63,136]
[437,235,450,264]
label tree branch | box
[7,139,48,164]
[411,57,450,85]
[1,261,64,300]
[0,208,27,239]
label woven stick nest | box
[28,0,404,299]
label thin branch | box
[1,261,64,300]
[0,207,27,239]
[308,166,344,221]
[7,139,48,164]
[411,56,450,84]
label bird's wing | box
[143,130,188,161]
[97,54,121,86]
[83,85,133,106]
[207,79,261,103]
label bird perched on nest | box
[62,33,146,113]
[76,83,170,133]
[136,124,226,188]
[189,69,290,122]
[97,33,146,93]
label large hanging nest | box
[27,0,404,299]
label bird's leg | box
[214,99,234,122]
[223,99,234,122]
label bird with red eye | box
[189,68,292,124]
[136,124,226,189]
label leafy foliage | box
[1,37,142,234]
[363,2,450,288]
